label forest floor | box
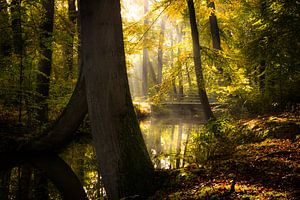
[151,113,300,200]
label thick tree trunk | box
[80,0,155,199]
[157,17,165,85]
[36,0,54,123]
[142,0,149,97]
[187,0,214,121]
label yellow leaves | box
[270,1,283,14]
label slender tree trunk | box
[34,1,54,198]
[176,124,183,168]
[0,0,11,59]
[258,61,266,95]
[185,64,192,93]
[155,128,162,169]
[169,126,175,169]
[157,17,165,85]
[142,0,149,97]
[80,0,155,199]
[207,1,221,50]
[148,59,157,84]
[187,0,214,121]
[170,32,177,97]
[207,0,223,73]
[63,0,76,79]
[11,0,23,123]
[36,0,55,123]
[177,26,184,100]
[182,125,191,167]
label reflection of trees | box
[176,124,183,168]
[0,153,87,199]
[144,122,195,169]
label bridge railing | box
[163,94,201,104]
[161,94,219,105]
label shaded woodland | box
[0,0,299,199]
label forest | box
[0,0,299,199]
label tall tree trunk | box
[187,0,214,121]
[170,32,177,97]
[35,1,54,198]
[207,0,223,73]
[148,59,157,84]
[36,0,55,123]
[0,0,11,59]
[63,0,76,79]
[11,0,23,123]
[80,0,155,199]
[185,64,192,93]
[142,0,149,97]
[177,26,184,100]
[157,17,165,85]
[207,0,221,50]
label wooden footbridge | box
[151,94,221,117]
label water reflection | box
[141,116,204,169]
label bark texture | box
[80,0,155,198]
[187,0,214,121]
